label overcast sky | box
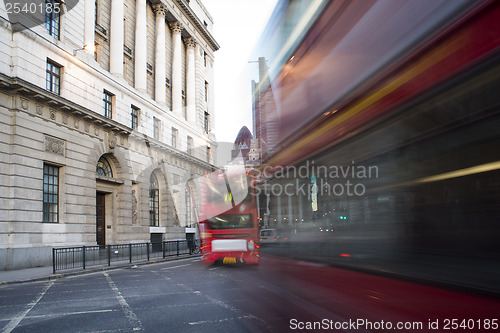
[202,0,278,143]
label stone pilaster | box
[185,37,196,123]
[84,0,95,55]
[154,4,167,105]
[109,0,124,76]
[135,0,147,92]
[170,21,183,116]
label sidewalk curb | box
[0,254,201,285]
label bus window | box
[207,215,253,229]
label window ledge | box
[96,174,124,184]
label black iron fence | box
[52,240,200,273]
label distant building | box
[251,57,280,160]
[0,0,219,269]
[230,126,261,168]
[247,139,261,165]
[231,126,253,161]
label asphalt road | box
[0,256,312,333]
[1,255,499,333]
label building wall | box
[0,0,219,270]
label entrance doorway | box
[96,192,106,246]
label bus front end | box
[199,213,260,265]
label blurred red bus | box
[193,167,260,265]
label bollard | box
[129,244,132,263]
[52,248,56,274]
[107,246,111,266]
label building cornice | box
[173,0,220,51]
[0,73,131,134]
[0,73,215,170]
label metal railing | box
[52,240,199,273]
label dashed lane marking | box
[179,283,273,331]
[208,267,222,271]
[189,315,257,325]
[160,264,192,270]
[2,280,54,333]
[103,272,144,332]
[25,309,115,319]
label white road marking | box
[25,309,115,319]
[2,280,54,333]
[160,264,191,270]
[208,266,222,271]
[242,273,373,333]
[189,315,256,325]
[103,272,144,332]
[179,283,273,331]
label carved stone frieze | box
[21,98,29,110]
[108,132,117,150]
[44,135,65,156]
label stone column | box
[135,0,147,92]
[185,37,196,122]
[109,0,124,76]
[84,0,95,54]
[154,5,167,105]
[170,22,183,115]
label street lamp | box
[73,44,95,56]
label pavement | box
[0,265,56,284]
[0,255,199,285]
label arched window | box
[149,173,159,226]
[96,156,113,177]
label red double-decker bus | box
[192,166,260,265]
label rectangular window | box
[206,146,211,163]
[205,81,208,102]
[103,90,113,118]
[204,111,210,133]
[131,105,139,130]
[171,128,178,148]
[153,117,160,140]
[45,0,60,39]
[43,164,59,223]
[46,60,61,95]
[187,136,193,155]
[95,0,99,24]
[204,52,207,67]
[123,16,127,45]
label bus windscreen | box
[207,215,253,229]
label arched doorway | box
[95,155,115,246]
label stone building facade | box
[0,0,219,270]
